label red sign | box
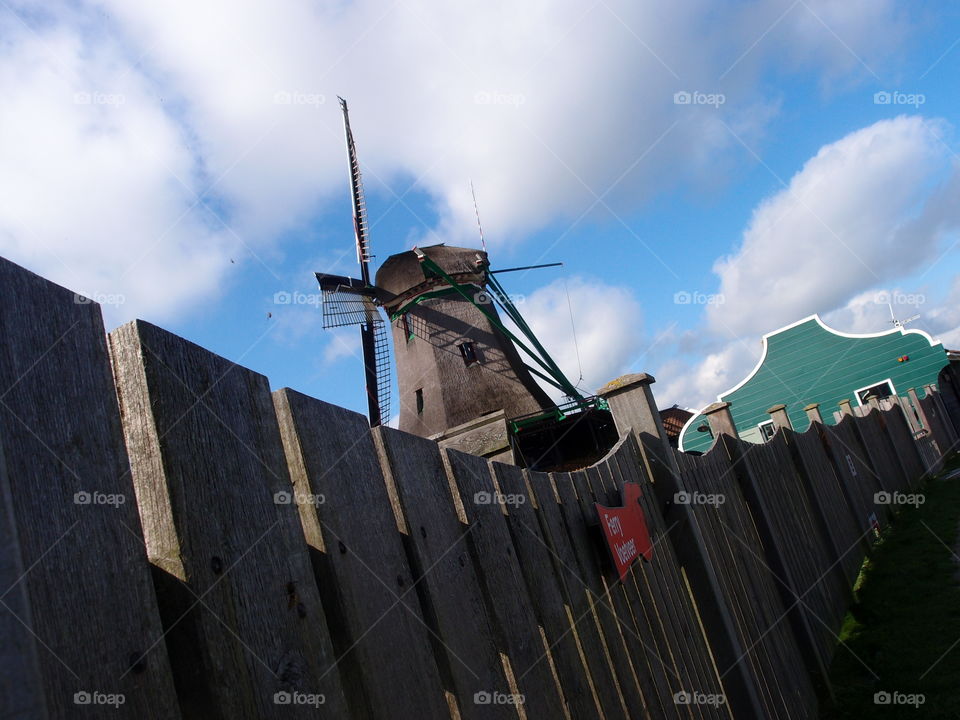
[595,483,653,580]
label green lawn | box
[821,458,960,719]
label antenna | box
[888,301,920,329]
[339,96,372,285]
[470,180,486,253]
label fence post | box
[597,377,766,720]
[804,403,823,426]
[838,398,854,417]
[704,401,738,438]
[597,373,679,478]
[767,403,792,431]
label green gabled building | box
[679,314,954,453]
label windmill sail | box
[339,96,373,279]
[311,99,390,427]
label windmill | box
[316,97,390,427]
[317,99,609,455]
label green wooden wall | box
[680,316,949,453]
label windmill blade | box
[338,97,373,281]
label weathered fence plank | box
[583,460,672,720]
[0,433,48,719]
[528,468,629,720]
[109,320,348,719]
[788,425,865,585]
[682,443,817,719]
[493,462,603,720]
[606,436,731,719]
[822,417,884,531]
[444,447,568,718]
[856,408,908,494]
[0,259,179,719]
[273,389,449,720]
[740,434,844,673]
[373,427,513,720]
[552,469,650,718]
[878,405,925,486]
[597,446,691,718]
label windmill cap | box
[375,244,489,304]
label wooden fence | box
[1,255,957,719]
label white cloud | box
[0,22,236,325]
[512,277,643,399]
[656,116,960,410]
[708,115,960,338]
[322,329,362,366]
[0,0,913,323]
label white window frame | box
[757,419,776,442]
[854,378,897,406]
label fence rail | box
[1,255,958,719]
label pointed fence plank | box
[273,389,449,720]
[529,468,629,720]
[493,461,602,720]
[444,448,567,718]
[374,426,514,720]
[109,320,348,719]
[0,258,179,719]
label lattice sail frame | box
[319,286,391,423]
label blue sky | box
[2,0,959,420]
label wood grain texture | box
[494,461,602,720]
[604,436,730,719]
[878,406,925,486]
[109,320,347,719]
[444,448,567,718]
[0,431,48,719]
[822,417,883,531]
[273,388,449,720]
[789,424,865,585]
[529,468,628,720]
[0,258,178,719]
[374,426,513,720]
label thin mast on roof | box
[470,180,486,253]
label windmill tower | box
[376,244,555,436]
[317,99,614,466]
